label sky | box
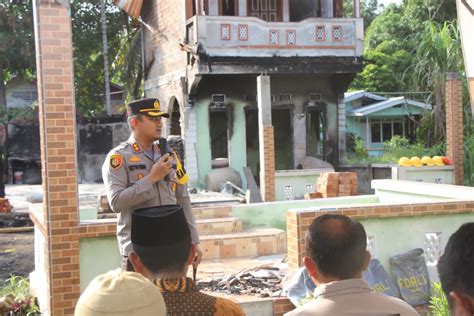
[378,0,403,8]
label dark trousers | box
[121,256,135,272]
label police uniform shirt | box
[102,135,199,256]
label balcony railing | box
[186,15,363,58]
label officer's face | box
[135,115,163,141]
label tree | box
[0,0,35,197]
[100,0,112,115]
[350,4,415,93]
[411,20,462,144]
[113,26,143,102]
[0,0,35,113]
[71,0,130,118]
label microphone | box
[158,138,173,181]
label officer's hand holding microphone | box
[147,154,173,184]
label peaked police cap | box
[127,98,170,118]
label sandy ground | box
[0,232,34,284]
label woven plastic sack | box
[363,258,400,298]
[389,248,430,306]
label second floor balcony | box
[184,0,363,59]
[186,15,363,58]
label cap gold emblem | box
[154,100,160,110]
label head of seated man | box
[128,204,194,279]
[74,269,166,316]
[128,204,244,316]
[304,213,370,283]
[285,214,418,316]
[438,222,474,316]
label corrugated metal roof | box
[343,90,387,103]
[114,0,142,18]
[346,97,432,116]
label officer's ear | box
[130,117,138,128]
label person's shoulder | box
[284,300,322,316]
[103,142,131,171]
[106,142,131,157]
[369,292,419,315]
[214,296,245,316]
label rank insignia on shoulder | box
[110,154,123,170]
[132,143,141,153]
[130,156,141,163]
[137,173,144,180]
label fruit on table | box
[410,156,422,167]
[432,156,445,166]
[421,156,434,166]
[398,157,411,166]
[441,156,452,165]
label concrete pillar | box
[445,73,464,185]
[282,0,290,22]
[353,0,361,17]
[32,0,80,314]
[321,0,334,18]
[257,75,275,201]
[338,93,346,163]
[239,0,247,16]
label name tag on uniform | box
[129,164,146,171]
[130,156,141,162]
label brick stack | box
[304,192,323,200]
[316,172,358,198]
[317,173,340,198]
[338,172,358,196]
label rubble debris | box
[0,212,32,229]
[197,264,286,298]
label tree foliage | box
[0,0,35,80]
[0,0,141,118]
[71,0,133,118]
[411,20,462,143]
[350,0,462,144]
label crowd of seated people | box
[75,207,473,316]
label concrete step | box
[192,205,232,220]
[196,217,243,235]
[199,228,287,260]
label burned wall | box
[7,124,41,184]
[193,74,341,187]
[77,122,129,183]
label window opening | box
[210,107,229,160]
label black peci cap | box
[131,205,190,247]
[127,98,170,118]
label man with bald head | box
[286,214,417,315]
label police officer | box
[102,98,202,271]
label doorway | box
[170,99,181,136]
[247,0,282,21]
[209,107,230,160]
[306,104,327,160]
[273,107,293,170]
[245,106,294,179]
